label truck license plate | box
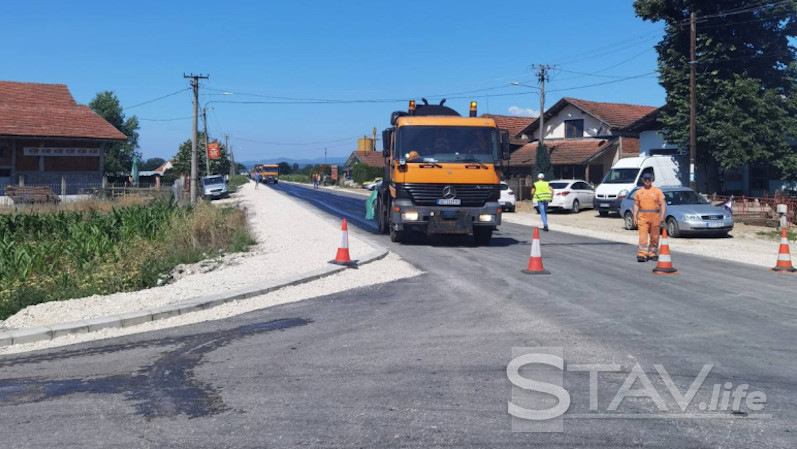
[437,199,461,206]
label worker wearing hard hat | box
[531,173,554,231]
[633,172,666,262]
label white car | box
[499,182,516,212]
[547,179,595,213]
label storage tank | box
[358,137,374,152]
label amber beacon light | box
[409,100,416,115]
[469,101,477,117]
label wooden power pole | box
[202,108,211,176]
[689,12,697,190]
[184,73,209,204]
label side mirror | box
[382,128,393,158]
[500,130,511,160]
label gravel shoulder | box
[0,181,421,353]
[502,203,788,268]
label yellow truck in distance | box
[375,99,510,245]
[253,164,279,184]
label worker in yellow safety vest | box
[531,173,554,231]
[633,172,666,262]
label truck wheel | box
[377,198,389,234]
[389,226,404,243]
[473,227,492,245]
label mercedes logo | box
[442,186,457,199]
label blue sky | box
[2,0,666,162]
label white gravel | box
[0,181,421,353]
[502,209,789,268]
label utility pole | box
[324,147,327,166]
[689,12,697,190]
[534,65,552,150]
[202,108,211,176]
[184,73,209,204]
[225,134,235,178]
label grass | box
[227,174,249,192]
[0,196,255,320]
[281,174,311,183]
[755,228,797,242]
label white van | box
[593,156,682,216]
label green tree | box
[141,157,166,171]
[634,0,797,187]
[172,133,231,178]
[277,161,293,175]
[89,91,141,176]
[535,143,554,180]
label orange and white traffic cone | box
[522,227,550,275]
[329,218,357,267]
[771,227,796,273]
[652,228,678,275]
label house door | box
[0,168,11,190]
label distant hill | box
[241,156,348,169]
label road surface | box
[0,181,795,448]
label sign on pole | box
[207,142,221,160]
[331,165,338,182]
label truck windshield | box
[397,126,499,163]
[601,168,639,184]
[204,176,224,185]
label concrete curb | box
[0,247,389,347]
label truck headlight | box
[478,214,495,222]
[401,211,419,221]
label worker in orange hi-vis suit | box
[633,172,666,262]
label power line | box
[122,88,191,110]
[234,135,360,146]
[548,72,658,93]
[139,116,193,121]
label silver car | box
[201,175,229,200]
[619,186,733,237]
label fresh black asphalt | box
[0,182,795,448]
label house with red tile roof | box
[0,80,126,189]
[509,97,657,185]
[480,114,535,146]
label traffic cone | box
[652,228,678,275]
[329,219,357,267]
[522,227,550,275]
[771,227,796,273]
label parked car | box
[547,179,594,213]
[363,177,382,191]
[619,186,733,237]
[499,181,516,212]
[594,156,683,216]
[201,175,229,200]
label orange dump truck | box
[375,100,510,245]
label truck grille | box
[401,183,499,207]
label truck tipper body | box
[375,100,510,244]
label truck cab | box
[375,100,510,244]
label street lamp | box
[509,82,544,148]
[201,92,233,175]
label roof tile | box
[510,138,615,166]
[0,81,127,140]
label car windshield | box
[665,190,709,205]
[203,176,224,185]
[601,168,639,184]
[549,182,569,189]
[397,126,499,163]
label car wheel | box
[666,217,681,238]
[599,210,609,217]
[624,212,636,230]
[473,227,492,245]
[571,199,580,214]
[509,205,515,213]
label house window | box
[565,120,584,139]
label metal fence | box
[706,193,797,227]
[0,182,183,206]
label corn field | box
[0,198,253,320]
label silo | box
[358,137,374,152]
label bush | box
[281,174,311,183]
[0,198,255,320]
[352,163,383,184]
